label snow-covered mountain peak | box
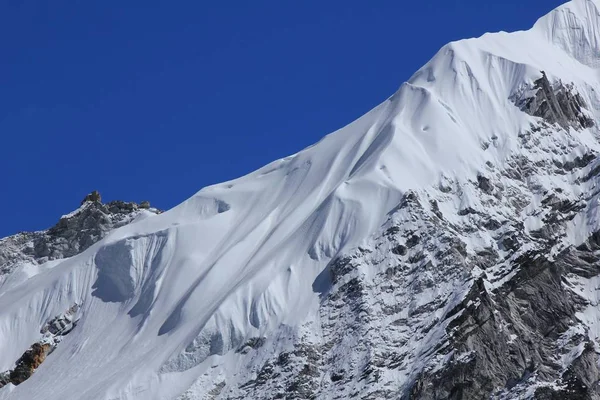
[3,2,600,399]
[380,0,600,191]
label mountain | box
[2,1,600,398]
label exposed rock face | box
[513,72,594,130]
[0,193,159,391]
[0,192,160,281]
[0,373,9,388]
[41,304,80,336]
[0,305,79,389]
[409,244,600,400]
[534,342,600,400]
[3,117,596,400]
[175,111,600,399]
[81,190,102,205]
[9,343,52,385]
[0,193,158,389]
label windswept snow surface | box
[3,1,600,399]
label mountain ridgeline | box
[3,1,600,399]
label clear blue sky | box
[1,0,565,237]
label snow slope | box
[2,1,600,399]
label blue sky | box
[0,0,565,237]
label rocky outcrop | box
[0,192,159,389]
[41,304,80,336]
[0,372,9,388]
[0,192,160,391]
[513,71,594,130]
[534,342,600,400]
[174,120,600,399]
[0,305,79,389]
[8,343,52,385]
[409,244,599,400]
[81,190,102,205]
[0,191,160,280]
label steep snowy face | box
[3,1,600,399]
[534,0,600,67]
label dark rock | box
[331,372,344,382]
[502,234,521,251]
[583,161,600,182]
[430,200,444,220]
[406,235,420,248]
[385,226,400,236]
[0,306,80,389]
[276,352,291,367]
[458,207,478,216]
[236,337,266,354]
[474,248,499,269]
[534,343,600,399]
[514,71,594,130]
[483,218,502,231]
[0,372,10,389]
[81,190,102,205]
[562,153,596,172]
[0,194,160,278]
[477,175,494,194]
[392,245,407,256]
[409,237,600,399]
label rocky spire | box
[512,71,594,130]
[80,190,102,205]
